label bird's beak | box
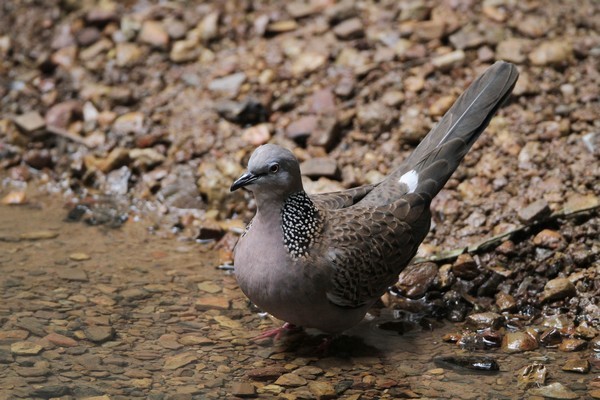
[230,171,259,192]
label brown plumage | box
[231,61,519,334]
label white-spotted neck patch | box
[281,192,323,259]
[398,169,419,193]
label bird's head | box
[231,144,304,202]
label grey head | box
[230,144,304,204]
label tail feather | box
[360,61,519,206]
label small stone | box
[395,262,438,299]
[452,253,479,280]
[412,20,446,41]
[333,17,364,40]
[14,111,45,133]
[231,382,257,398]
[449,25,485,50]
[465,312,504,330]
[195,296,230,311]
[564,193,599,213]
[113,112,145,136]
[45,100,81,129]
[495,292,517,312]
[562,359,590,373]
[502,331,538,353]
[199,11,219,42]
[275,373,307,387]
[115,42,143,67]
[356,101,394,132]
[308,381,336,399]
[518,199,551,223]
[139,20,169,49]
[242,123,272,146]
[208,72,246,96]
[286,116,318,141]
[11,341,43,355]
[0,330,29,344]
[45,332,78,347]
[164,352,197,370]
[1,191,27,205]
[528,382,579,399]
[429,95,456,117]
[213,315,242,329]
[533,229,565,250]
[30,384,71,398]
[266,20,298,34]
[517,363,547,389]
[178,334,213,346]
[529,40,573,66]
[540,278,576,303]
[496,38,531,64]
[170,39,199,63]
[158,334,183,350]
[247,366,287,381]
[517,15,551,38]
[69,252,91,261]
[539,327,563,347]
[83,326,115,343]
[431,50,465,70]
[300,157,340,180]
[558,338,587,352]
[198,281,222,294]
[291,52,326,77]
[57,268,88,282]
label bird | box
[230,61,519,336]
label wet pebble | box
[274,373,307,387]
[562,358,590,373]
[247,366,287,381]
[495,292,517,312]
[540,277,576,303]
[539,327,563,347]
[164,352,197,370]
[395,261,438,299]
[231,381,257,398]
[452,253,479,280]
[45,332,78,347]
[433,355,500,373]
[558,338,587,352]
[11,341,43,355]
[528,382,579,399]
[465,312,504,330]
[83,326,115,343]
[502,331,538,353]
[517,363,547,389]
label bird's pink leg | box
[253,322,301,341]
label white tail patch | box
[398,170,419,193]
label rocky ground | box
[0,0,599,399]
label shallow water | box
[0,193,596,399]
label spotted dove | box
[231,61,519,334]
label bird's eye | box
[269,163,279,173]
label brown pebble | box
[452,253,479,280]
[533,229,564,249]
[502,331,538,353]
[558,338,587,352]
[231,381,257,398]
[562,359,590,373]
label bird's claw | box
[252,322,301,342]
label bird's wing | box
[322,193,431,308]
[310,183,378,210]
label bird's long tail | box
[361,61,519,206]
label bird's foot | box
[253,322,301,342]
